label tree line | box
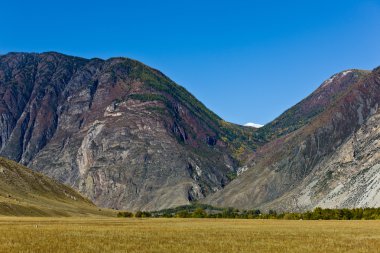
[117,206,380,220]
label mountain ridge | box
[0,52,260,211]
[1,51,379,212]
[204,66,380,211]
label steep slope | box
[255,69,369,141]
[261,107,380,211]
[206,67,380,211]
[0,157,108,216]
[0,52,259,211]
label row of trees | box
[117,207,380,220]
[117,211,151,218]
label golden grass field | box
[0,218,379,253]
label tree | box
[117,211,133,218]
[176,210,191,218]
[192,208,207,218]
[134,211,151,218]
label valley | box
[0,52,380,213]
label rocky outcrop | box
[205,67,380,211]
[0,52,258,211]
[2,51,379,212]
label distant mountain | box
[0,157,106,216]
[255,69,369,141]
[0,52,260,211]
[205,67,380,211]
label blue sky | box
[1,0,379,125]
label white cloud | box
[244,122,264,128]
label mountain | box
[0,156,109,216]
[255,69,369,141]
[2,51,379,213]
[205,67,380,211]
[0,52,260,211]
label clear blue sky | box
[1,0,379,125]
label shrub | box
[117,211,133,218]
[135,211,152,218]
[176,210,191,218]
[192,208,207,218]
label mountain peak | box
[205,65,380,212]
[0,51,259,211]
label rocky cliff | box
[0,52,259,211]
[2,51,379,212]
[205,67,380,211]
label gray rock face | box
[205,67,380,211]
[2,51,379,212]
[0,52,256,211]
[258,107,380,211]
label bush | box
[117,211,133,218]
[135,211,152,218]
[176,210,191,218]
[192,208,207,218]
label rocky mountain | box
[0,52,259,211]
[256,69,369,141]
[0,156,108,216]
[205,67,380,211]
[2,51,379,213]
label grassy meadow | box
[0,217,379,253]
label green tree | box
[117,211,133,218]
[192,208,207,218]
[176,210,191,218]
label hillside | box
[0,52,260,211]
[255,69,369,141]
[205,67,380,211]
[0,157,111,216]
[2,51,379,212]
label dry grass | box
[0,157,116,217]
[0,218,379,253]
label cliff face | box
[2,51,379,212]
[0,52,258,211]
[205,68,380,211]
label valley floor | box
[0,217,379,253]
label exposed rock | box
[0,52,258,211]
[3,51,379,212]
[205,67,380,211]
